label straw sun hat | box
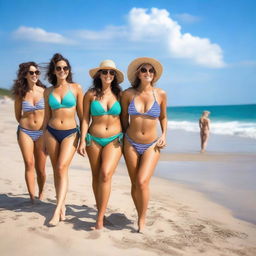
[127,57,163,84]
[89,60,124,83]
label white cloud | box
[128,8,225,68]
[13,26,74,44]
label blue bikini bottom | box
[47,125,79,143]
[17,125,43,142]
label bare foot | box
[49,211,61,227]
[38,192,44,201]
[138,219,145,233]
[60,206,66,221]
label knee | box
[136,178,148,191]
[55,163,68,177]
[100,169,112,183]
[24,159,34,170]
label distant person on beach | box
[12,62,47,203]
[199,111,211,153]
[43,53,83,226]
[78,60,124,229]
[121,57,167,232]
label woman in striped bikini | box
[78,60,123,229]
[12,62,47,203]
[121,57,167,232]
[43,53,83,226]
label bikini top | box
[128,90,160,118]
[48,85,76,110]
[22,98,45,112]
[90,100,121,116]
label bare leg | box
[123,136,140,214]
[18,130,35,203]
[95,140,122,229]
[49,134,78,226]
[86,140,102,210]
[201,132,209,152]
[136,144,160,232]
[34,136,47,200]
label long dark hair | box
[46,53,73,86]
[131,63,156,89]
[11,62,46,98]
[90,71,122,99]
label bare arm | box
[120,89,131,133]
[74,83,84,127]
[14,96,22,123]
[77,90,92,156]
[157,89,167,148]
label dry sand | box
[1,100,256,256]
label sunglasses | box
[140,67,155,74]
[55,66,69,72]
[100,69,116,76]
[28,70,40,75]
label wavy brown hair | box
[46,53,73,86]
[11,62,46,98]
[90,71,122,99]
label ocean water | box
[167,104,256,139]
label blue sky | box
[0,0,255,106]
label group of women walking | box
[12,53,167,232]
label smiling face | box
[99,69,115,85]
[138,64,155,84]
[54,60,69,81]
[25,65,40,84]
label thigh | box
[44,130,59,168]
[57,134,79,169]
[86,140,102,175]
[101,139,122,173]
[18,129,35,164]
[138,143,160,183]
[123,136,140,183]
[34,136,47,168]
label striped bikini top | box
[128,90,160,118]
[22,98,45,112]
[48,85,76,110]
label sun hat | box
[89,60,124,83]
[127,57,163,84]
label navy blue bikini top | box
[128,90,160,118]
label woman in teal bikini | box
[43,53,83,226]
[121,57,167,232]
[78,60,123,229]
[12,62,47,203]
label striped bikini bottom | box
[125,133,158,155]
[17,125,43,142]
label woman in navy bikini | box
[43,53,83,226]
[12,62,47,203]
[121,57,167,232]
[78,60,123,229]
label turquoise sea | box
[167,104,256,139]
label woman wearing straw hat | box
[121,57,167,232]
[78,60,124,230]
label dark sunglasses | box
[100,69,116,76]
[140,67,155,74]
[56,66,69,72]
[28,70,40,75]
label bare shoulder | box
[122,87,135,99]
[84,88,95,100]
[44,86,53,96]
[155,87,166,97]
[70,83,83,91]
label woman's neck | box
[102,83,112,94]
[137,82,152,92]
[56,78,68,87]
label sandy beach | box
[1,99,256,256]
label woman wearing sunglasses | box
[78,60,124,229]
[121,57,167,232]
[12,62,47,203]
[43,53,83,226]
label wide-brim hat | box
[89,60,124,83]
[127,57,163,84]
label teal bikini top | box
[48,85,76,110]
[90,100,121,116]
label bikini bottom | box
[86,132,123,147]
[47,125,79,143]
[17,125,43,142]
[125,133,158,155]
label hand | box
[156,135,167,149]
[77,142,86,157]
